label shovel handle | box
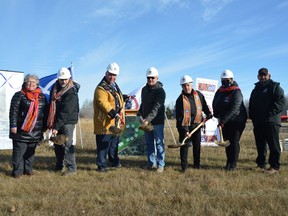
[219,126,224,142]
[181,120,206,145]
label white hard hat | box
[221,69,234,79]
[107,62,120,75]
[57,67,71,79]
[146,67,159,77]
[180,75,193,85]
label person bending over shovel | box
[212,70,247,171]
[175,75,212,172]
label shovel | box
[168,120,206,148]
[49,134,69,145]
[215,126,230,147]
[138,116,154,132]
[109,118,123,136]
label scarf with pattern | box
[21,86,42,132]
[182,90,202,126]
[47,80,73,129]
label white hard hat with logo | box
[107,62,120,75]
[146,67,159,77]
[180,75,193,85]
[221,69,234,79]
[57,67,71,79]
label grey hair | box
[24,74,40,86]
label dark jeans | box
[253,125,281,170]
[222,122,246,169]
[12,140,37,176]
[54,124,76,172]
[180,125,201,170]
[96,134,120,170]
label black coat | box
[138,82,166,125]
[9,90,48,142]
[213,81,247,124]
[249,79,285,126]
[176,89,212,133]
[50,81,80,131]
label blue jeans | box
[144,124,165,168]
[96,134,120,170]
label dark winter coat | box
[138,81,166,125]
[213,81,247,124]
[249,79,285,126]
[9,90,47,142]
[50,81,80,131]
[176,89,212,133]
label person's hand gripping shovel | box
[109,114,123,136]
[214,125,230,147]
[168,118,209,148]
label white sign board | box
[196,78,219,146]
[0,70,24,150]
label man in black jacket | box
[48,67,80,176]
[138,67,166,173]
[249,68,285,174]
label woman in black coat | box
[212,70,247,171]
[9,74,47,178]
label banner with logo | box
[119,87,145,155]
[0,70,24,150]
[196,78,219,146]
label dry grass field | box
[1,119,288,216]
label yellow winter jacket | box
[93,84,125,134]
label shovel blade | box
[215,140,230,147]
[109,126,123,135]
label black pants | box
[180,125,201,170]
[12,140,37,176]
[222,122,246,169]
[54,124,76,172]
[253,125,281,170]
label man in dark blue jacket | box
[249,68,285,174]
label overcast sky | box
[1,0,287,107]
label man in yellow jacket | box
[93,62,126,172]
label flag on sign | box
[125,86,143,110]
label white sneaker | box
[157,167,164,173]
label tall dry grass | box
[1,119,288,216]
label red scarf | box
[218,86,240,93]
[47,80,73,129]
[21,87,42,132]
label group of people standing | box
[9,67,80,178]
[9,63,286,178]
[93,63,285,174]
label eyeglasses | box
[147,77,155,80]
[107,72,117,76]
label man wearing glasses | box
[93,62,126,172]
[249,68,285,174]
[138,67,166,173]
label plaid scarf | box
[182,90,202,126]
[47,80,73,129]
[99,78,125,126]
[21,86,42,132]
